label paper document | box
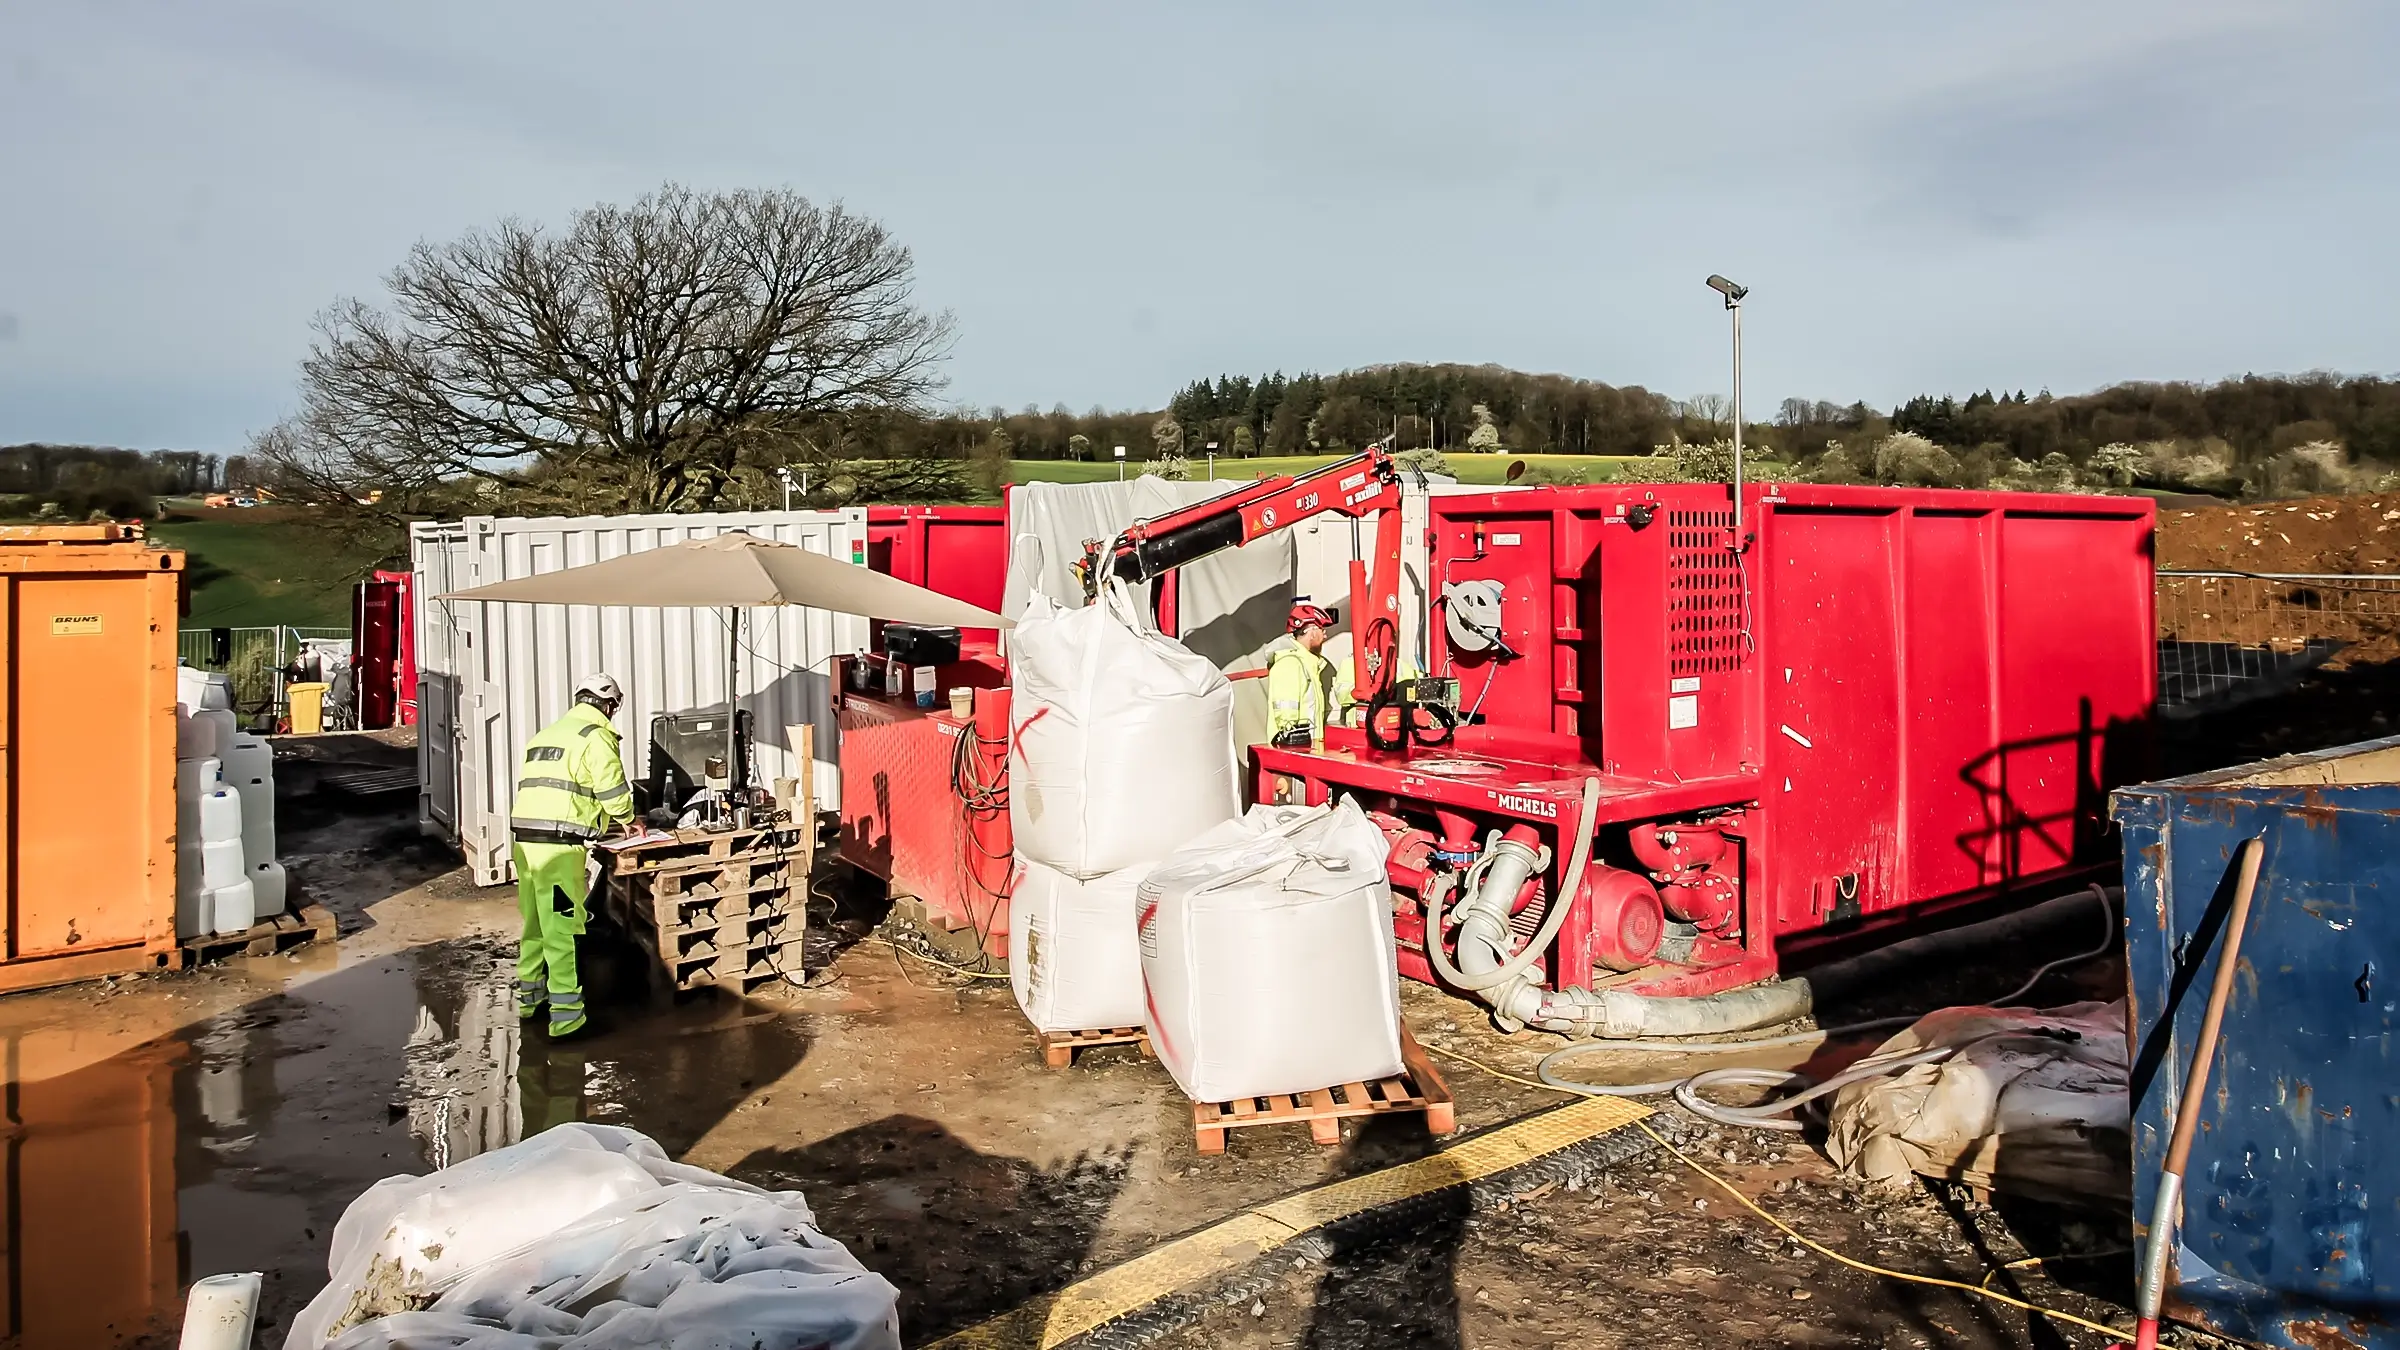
[595,829,677,852]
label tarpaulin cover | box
[1824,1000,2130,1208]
[285,1123,900,1350]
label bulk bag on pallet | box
[1009,857,1153,1033]
[1008,585,1238,879]
[1138,799,1403,1101]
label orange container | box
[0,524,185,992]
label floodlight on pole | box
[1705,274,1749,553]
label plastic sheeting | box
[1008,857,1153,1033]
[1824,1001,2130,1208]
[1139,799,1403,1101]
[1008,586,1239,879]
[1001,477,1295,671]
[285,1123,899,1350]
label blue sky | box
[2,0,2394,453]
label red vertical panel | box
[1762,507,1904,930]
[925,515,1006,644]
[1996,512,2154,877]
[1903,510,2001,896]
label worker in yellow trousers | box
[509,673,636,1037]
[1267,602,1352,749]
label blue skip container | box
[2114,735,2400,1348]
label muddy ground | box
[0,730,2213,1350]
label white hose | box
[1537,883,2121,1131]
[1428,776,1601,994]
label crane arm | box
[1076,444,1410,708]
[1078,445,1402,591]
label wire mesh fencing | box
[2155,571,2400,715]
[177,625,350,722]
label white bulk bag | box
[1009,858,1153,1033]
[1139,799,1403,1101]
[1008,585,1238,878]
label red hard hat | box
[1289,602,1335,633]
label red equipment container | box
[836,671,1012,954]
[865,505,1006,653]
[1255,482,2155,998]
[352,570,414,730]
[842,506,1015,945]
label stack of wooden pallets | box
[605,824,810,994]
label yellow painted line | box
[927,1094,1649,1349]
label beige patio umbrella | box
[438,530,1010,628]
[441,530,1009,807]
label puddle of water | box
[0,934,812,1348]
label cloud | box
[1871,11,2398,234]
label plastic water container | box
[176,849,208,939]
[198,672,235,712]
[208,878,256,936]
[223,736,274,864]
[177,702,217,761]
[201,839,247,890]
[196,709,238,760]
[249,860,288,916]
[198,789,243,843]
[177,756,224,802]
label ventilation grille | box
[1668,509,1743,675]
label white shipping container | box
[413,510,871,885]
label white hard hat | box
[574,672,623,704]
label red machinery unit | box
[841,505,1013,949]
[1250,481,2156,1001]
[836,669,1013,956]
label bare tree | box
[1680,392,1730,436]
[259,184,953,517]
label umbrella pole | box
[727,606,741,822]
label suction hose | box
[1534,883,2120,1040]
[1427,777,1601,1026]
[1535,884,2124,1131]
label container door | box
[12,576,153,955]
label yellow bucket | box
[287,681,329,735]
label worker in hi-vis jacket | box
[1266,602,1353,748]
[508,672,636,1037]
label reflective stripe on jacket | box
[509,702,635,840]
[1266,645,1348,742]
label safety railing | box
[2155,571,2400,714]
[177,625,349,723]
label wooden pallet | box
[623,910,807,993]
[1037,1025,1151,1069]
[1190,1024,1455,1156]
[180,904,337,964]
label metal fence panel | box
[2156,570,2400,715]
[176,624,351,721]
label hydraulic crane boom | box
[1078,445,1403,589]
[1076,444,1411,705]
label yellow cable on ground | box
[865,935,1011,980]
[1421,1041,2132,1343]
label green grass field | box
[152,511,356,628]
[1007,453,1645,487]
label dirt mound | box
[2156,492,2400,574]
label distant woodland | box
[14,369,2400,519]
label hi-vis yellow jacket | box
[509,703,636,841]
[1266,644,1352,743]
